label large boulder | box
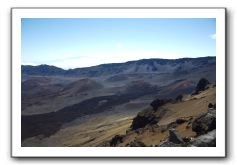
[130,111,158,130]
[194,78,210,94]
[130,98,169,130]
[192,111,216,136]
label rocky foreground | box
[105,78,216,147]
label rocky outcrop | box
[130,110,159,130]
[130,99,169,130]
[194,78,210,94]
[192,107,216,136]
[130,102,168,130]
[150,99,168,110]
[159,129,216,147]
[159,102,216,147]
[129,98,169,130]
[107,84,216,148]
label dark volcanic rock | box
[192,111,216,136]
[130,101,168,130]
[130,111,159,130]
[110,135,125,146]
[150,99,168,110]
[194,78,210,94]
[168,129,184,144]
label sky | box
[21,18,216,69]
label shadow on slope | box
[21,82,158,141]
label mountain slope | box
[105,82,216,147]
[22,57,216,77]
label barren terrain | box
[21,57,216,147]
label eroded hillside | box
[105,81,216,147]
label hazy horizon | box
[21,56,216,70]
[22,18,216,69]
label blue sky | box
[21,18,216,69]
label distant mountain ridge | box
[22,64,65,76]
[22,56,215,77]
